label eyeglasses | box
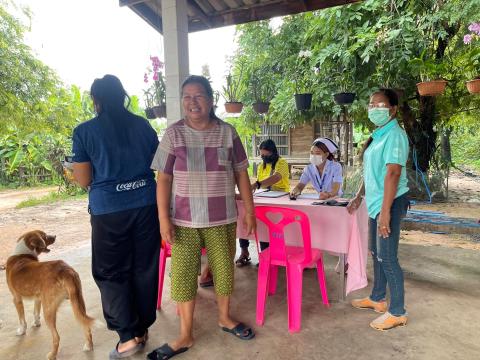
[182,94,208,102]
[368,102,390,109]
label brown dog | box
[5,230,94,360]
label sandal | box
[221,322,255,340]
[199,279,214,288]
[147,343,189,360]
[235,254,251,267]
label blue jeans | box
[369,194,409,316]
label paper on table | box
[297,193,319,200]
[254,191,289,198]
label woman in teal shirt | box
[347,88,409,331]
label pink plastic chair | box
[156,240,172,310]
[255,205,330,333]
[156,241,207,310]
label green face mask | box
[368,107,391,127]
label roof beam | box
[119,0,147,7]
[129,2,163,33]
[201,0,360,30]
[187,0,213,28]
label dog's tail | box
[63,269,95,328]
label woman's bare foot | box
[218,316,240,330]
[170,336,194,351]
[117,338,138,353]
[135,330,148,344]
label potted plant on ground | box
[222,68,245,113]
[293,49,315,110]
[143,55,167,118]
[463,22,480,94]
[409,52,447,96]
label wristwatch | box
[256,180,261,189]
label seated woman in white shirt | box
[290,137,343,199]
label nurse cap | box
[312,137,339,154]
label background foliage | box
[230,0,480,175]
[0,1,145,186]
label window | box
[253,124,289,156]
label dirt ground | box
[1,173,479,266]
[0,175,479,360]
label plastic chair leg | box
[316,256,330,307]
[268,265,278,295]
[156,248,167,310]
[286,265,304,333]
[256,259,270,326]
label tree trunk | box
[400,97,437,172]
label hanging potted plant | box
[463,23,480,94]
[328,52,357,105]
[221,68,245,113]
[250,71,276,114]
[143,55,167,119]
[293,50,315,111]
[409,53,447,96]
[333,68,356,105]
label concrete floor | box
[1,242,479,360]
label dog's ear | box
[23,231,50,254]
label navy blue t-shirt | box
[72,111,159,215]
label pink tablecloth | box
[236,196,369,295]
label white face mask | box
[310,154,324,166]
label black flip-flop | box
[199,279,214,288]
[147,343,189,360]
[221,322,255,340]
[235,255,251,267]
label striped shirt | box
[151,119,249,228]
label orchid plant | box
[463,22,480,79]
[294,49,317,94]
[143,55,166,108]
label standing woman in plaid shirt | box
[149,75,256,360]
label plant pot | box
[333,92,356,105]
[252,102,270,114]
[294,93,313,110]
[416,80,447,96]
[145,107,156,119]
[224,102,244,113]
[152,104,167,118]
[466,79,480,94]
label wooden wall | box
[289,121,314,158]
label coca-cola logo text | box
[116,179,147,192]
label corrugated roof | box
[120,0,361,33]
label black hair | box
[360,88,399,162]
[181,75,220,120]
[90,75,133,145]
[90,74,130,113]
[259,139,280,170]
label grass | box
[16,189,87,209]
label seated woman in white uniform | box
[290,137,343,199]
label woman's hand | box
[290,188,301,198]
[319,192,331,200]
[160,218,175,244]
[250,182,258,192]
[377,210,391,238]
[244,214,257,235]
[347,195,362,214]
